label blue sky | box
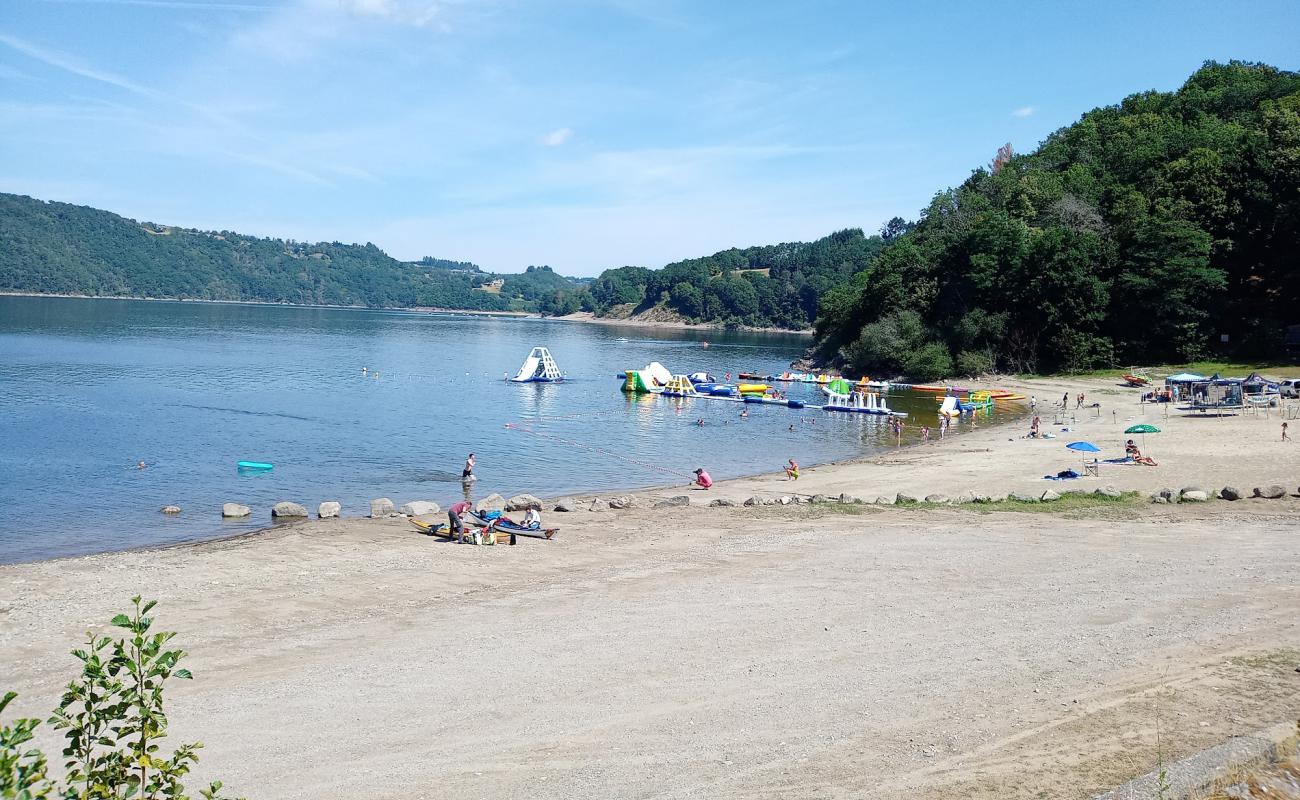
[2,1,1297,275]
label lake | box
[0,296,1020,562]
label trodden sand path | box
[3,499,1298,799]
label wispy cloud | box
[540,127,573,147]
[39,0,275,10]
[0,31,159,97]
[1011,105,1035,117]
[338,0,450,28]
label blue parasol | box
[1065,441,1101,452]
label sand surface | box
[2,377,1298,799]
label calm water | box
[0,296,1020,563]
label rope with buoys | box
[504,422,695,480]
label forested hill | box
[814,60,1300,379]
[560,228,888,329]
[0,193,580,311]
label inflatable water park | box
[506,345,1025,419]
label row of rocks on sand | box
[188,483,1295,520]
[1149,484,1297,503]
[210,492,546,520]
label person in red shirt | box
[448,499,473,542]
[693,468,713,489]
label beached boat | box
[411,515,558,540]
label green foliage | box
[815,60,1300,376]
[0,194,577,313]
[574,228,884,328]
[0,597,240,800]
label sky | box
[1,1,1298,276]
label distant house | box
[475,278,505,294]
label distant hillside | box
[558,228,887,329]
[0,194,581,312]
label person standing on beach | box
[448,499,472,542]
[1284,422,1291,442]
[1061,392,1069,408]
[1030,396,1037,411]
[921,426,930,442]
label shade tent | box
[1165,373,1206,383]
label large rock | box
[369,498,395,517]
[160,505,181,515]
[970,492,991,503]
[709,498,736,507]
[810,494,831,504]
[1181,490,1209,502]
[653,496,690,509]
[924,493,950,504]
[1095,485,1122,498]
[506,494,543,512]
[1254,485,1286,499]
[552,497,577,512]
[607,495,635,510]
[743,496,763,507]
[838,493,856,504]
[1219,486,1242,501]
[988,493,1008,503]
[953,492,976,504]
[475,493,507,513]
[1040,490,1061,502]
[1152,495,1169,504]
[896,492,919,504]
[271,502,309,518]
[588,499,605,512]
[318,501,341,518]
[1009,492,1039,503]
[400,500,439,516]
[1179,486,1206,498]
[221,502,251,518]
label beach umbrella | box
[1123,423,1160,454]
[1065,440,1101,470]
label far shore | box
[0,291,815,334]
[3,372,1298,800]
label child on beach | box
[1284,422,1291,442]
[785,459,799,480]
[921,426,930,442]
[462,453,476,482]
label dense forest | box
[0,193,585,312]
[562,229,886,329]
[814,61,1300,378]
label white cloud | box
[337,0,447,27]
[540,127,573,147]
[0,32,159,97]
[1011,106,1035,117]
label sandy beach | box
[3,375,1298,799]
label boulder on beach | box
[838,493,855,504]
[1040,490,1061,502]
[1095,485,1122,498]
[588,499,606,512]
[874,495,897,505]
[1254,485,1286,499]
[221,503,251,518]
[475,493,507,513]
[160,505,181,515]
[652,496,690,509]
[369,498,395,518]
[743,496,763,507]
[552,497,576,512]
[896,492,918,504]
[709,498,736,507]
[318,501,341,518]
[1009,492,1039,503]
[778,496,792,505]
[607,495,635,510]
[1182,490,1209,502]
[952,492,976,504]
[1152,495,1169,504]
[1220,486,1242,501]
[1179,486,1207,499]
[924,493,950,504]
[400,500,439,516]
[271,502,308,518]
[506,494,543,511]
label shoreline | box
[13,371,1298,567]
[0,291,814,334]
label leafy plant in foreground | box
[0,597,241,800]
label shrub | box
[0,597,241,800]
